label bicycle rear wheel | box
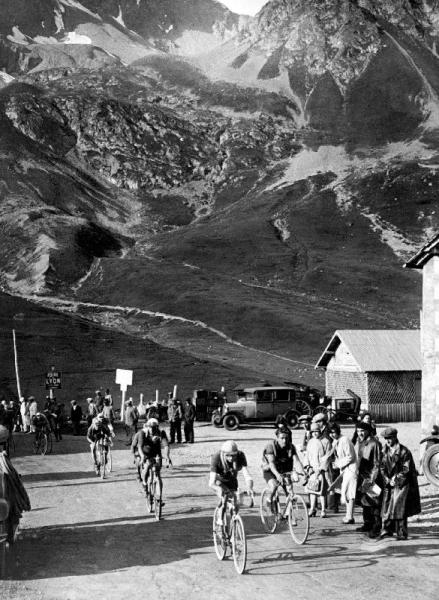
[40,433,49,456]
[212,507,227,560]
[288,494,309,545]
[232,515,247,574]
[153,479,162,521]
[260,487,280,533]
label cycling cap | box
[221,440,238,454]
[146,418,159,427]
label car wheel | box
[284,410,300,429]
[223,414,239,431]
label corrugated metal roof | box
[315,330,421,372]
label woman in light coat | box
[328,422,358,524]
[305,423,332,517]
[20,398,30,433]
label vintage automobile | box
[421,429,439,488]
[211,385,315,430]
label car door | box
[256,389,274,420]
[273,389,293,417]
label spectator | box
[299,415,312,453]
[182,398,196,443]
[355,421,383,538]
[352,411,377,445]
[102,398,115,426]
[146,400,160,422]
[94,390,104,412]
[20,398,30,433]
[304,422,332,518]
[29,397,38,432]
[51,397,63,441]
[86,397,98,427]
[70,400,83,436]
[379,427,421,540]
[124,398,139,445]
[167,397,182,444]
[104,388,113,407]
[328,422,358,524]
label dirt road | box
[2,422,438,600]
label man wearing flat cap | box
[355,420,383,537]
[378,428,421,540]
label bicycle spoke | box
[232,515,247,575]
[288,495,310,545]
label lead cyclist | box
[209,440,254,524]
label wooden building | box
[315,330,421,422]
[405,235,439,433]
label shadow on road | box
[11,514,265,580]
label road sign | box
[115,369,133,387]
[46,370,62,389]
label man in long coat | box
[355,421,383,538]
[379,427,421,540]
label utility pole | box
[12,329,22,399]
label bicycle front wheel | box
[232,515,247,575]
[46,433,53,455]
[107,447,113,472]
[288,494,309,545]
[153,479,162,521]
[260,487,279,533]
[212,507,227,560]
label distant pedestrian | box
[304,422,331,518]
[104,388,113,407]
[20,398,30,433]
[299,415,312,453]
[70,400,83,436]
[86,397,97,427]
[182,398,196,443]
[167,397,182,444]
[94,390,104,412]
[29,397,38,432]
[124,398,138,445]
[102,398,115,426]
[378,427,421,540]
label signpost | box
[46,366,62,399]
[115,369,133,421]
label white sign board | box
[115,369,133,387]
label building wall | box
[367,371,421,422]
[325,370,368,408]
[422,257,439,433]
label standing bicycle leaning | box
[86,413,114,476]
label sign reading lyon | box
[46,367,62,389]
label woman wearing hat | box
[304,422,332,517]
[328,422,358,524]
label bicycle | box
[212,490,253,575]
[260,474,309,544]
[33,428,52,455]
[96,436,111,479]
[144,461,163,521]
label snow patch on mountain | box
[7,26,30,45]
[64,31,92,45]
[114,6,126,28]
[59,0,102,22]
[5,234,58,294]
[360,211,417,258]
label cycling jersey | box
[262,440,298,474]
[210,450,247,491]
[87,423,112,442]
[32,414,50,430]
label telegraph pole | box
[12,329,22,399]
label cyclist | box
[209,440,254,524]
[86,413,114,475]
[31,411,51,443]
[131,418,170,502]
[261,426,304,505]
